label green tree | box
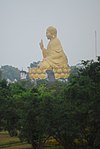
[80,57,100,83]
[0,58,99,149]
[0,69,2,80]
[9,83,49,149]
[42,59,100,149]
[30,61,41,68]
[41,82,79,149]
[0,80,19,136]
[66,58,100,149]
[1,65,20,81]
[79,58,100,149]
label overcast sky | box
[0,0,100,71]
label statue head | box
[46,26,57,40]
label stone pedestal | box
[46,70,55,82]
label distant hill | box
[0,65,20,81]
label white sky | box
[0,0,100,71]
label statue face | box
[46,30,52,39]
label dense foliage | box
[0,58,100,149]
[0,70,2,80]
[30,61,41,68]
[0,65,20,81]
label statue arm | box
[42,48,48,58]
[39,39,48,58]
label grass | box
[0,131,31,149]
[0,131,63,149]
[0,132,19,144]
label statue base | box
[46,70,55,82]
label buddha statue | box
[29,26,70,79]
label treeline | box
[0,58,100,149]
[0,61,79,81]
[0,65,20,81]
[0,61,41,81]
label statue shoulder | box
[51,37,61,46]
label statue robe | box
[40,37,69,69]
[29,37,70,79]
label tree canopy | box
[0,58,100,149]
[0,65,20,81]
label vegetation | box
[0,131,31,149]
[0,58,100,149]
[0,65,20,81]
[30,61,41,68]
[0,70,2,80]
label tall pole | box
[95,30,97,60]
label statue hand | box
[39,39,44,50]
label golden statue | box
[29,26,70,80]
